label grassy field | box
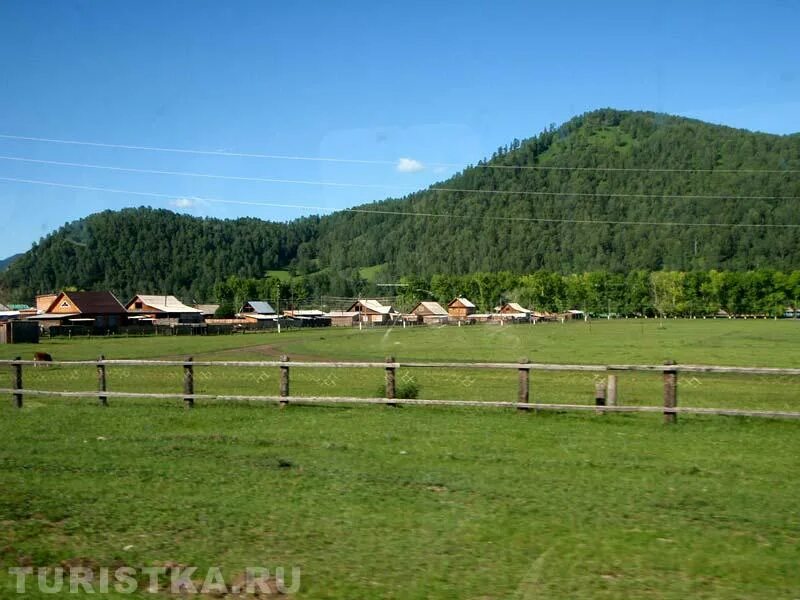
[1,320,799,598]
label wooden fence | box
[2,356,800,422]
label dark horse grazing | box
[33,352,53,366]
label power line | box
[1,175,798,229]
[0,155,398,190]
[0,154,797,201]
[0,134,396,165]
[0,132,797,174]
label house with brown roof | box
[31,291,128,329]
[447,297,476,320]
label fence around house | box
[2,357,800,422]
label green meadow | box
[1,319,799,598]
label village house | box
[497,302,533,322]
[240,300,276,316]
[410,301,449,324]
[126,294,204,324]
[236,300,280,326]
[346,299,397,324]
[447,297,476,320]
[31,291,128,330]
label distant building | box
[410,301,449,324]
[240,300,276,315]
[0,303,20,322]
[497,302,532,321]
[126,294,204,323]
[31,291,128,329]
[346,299,397,324]
[194,304,220,318]
[327,311,360,327]
[447,297,476,320]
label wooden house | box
[447,297,476,320]
[410,301,449,324]
[126,294,204,324]
[497,302,532,321]
[346,299,397,324]
[32,291,128,329]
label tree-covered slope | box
[311,109,800,277]
[1,208,318,302]
[2,108,800,302]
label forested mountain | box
[310,109,800,277]
[2,109,800,303]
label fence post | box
[518,358,530,410]
[606,374,617,406]
[385,356,397,407]
[595,379,606,412]
[183,356,194,408]
[280,355,290,407]
[12,356,22,408]
[98,355,108,406]
[663,360,677,424]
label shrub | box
[376,380,420,399]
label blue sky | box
[0,0,798,258]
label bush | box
[376,380,420,399]
[214,301,236,318]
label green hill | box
[2,108,799,302]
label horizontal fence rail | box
[2,358,800,376]
[2,356,799,422]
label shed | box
[327,311,360,327]
[0,320,40,344]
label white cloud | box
[396,157,425,173]
[171,197,198,209]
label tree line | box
[218,269,800,318]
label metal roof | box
[51,291,128,314]
[238,313,279,320]
[194,304,220,315]
[414,301,448,316]
[128,295,202,314]
[242,300,276,315]
[449,297,475,309]
[505,302,531,313]
[356,299,393,314]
